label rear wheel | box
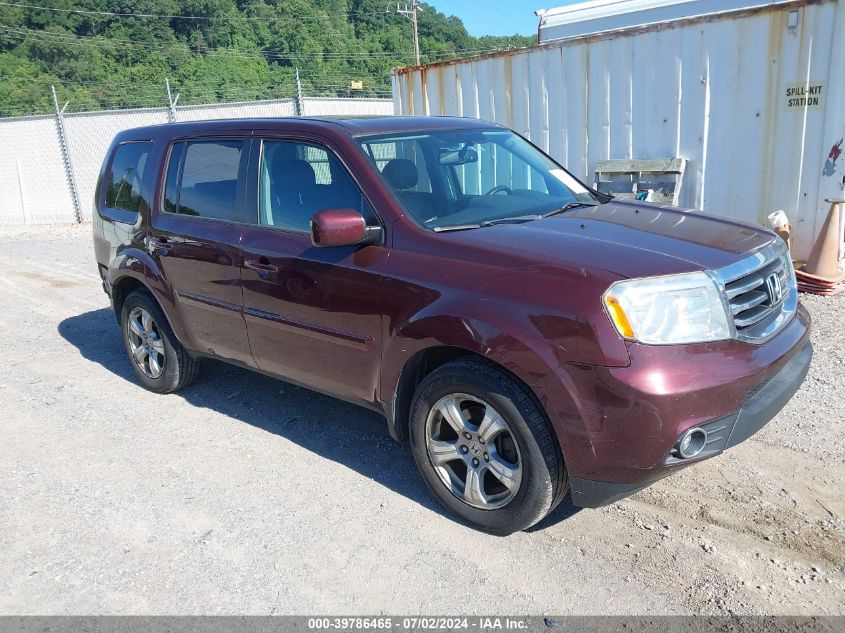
[409,359,567,535]
[120,289,199,393]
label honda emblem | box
[766,273,784,305]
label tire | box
[120,289,199,393]
[409,358,568,535]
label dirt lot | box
[0,224,842,615]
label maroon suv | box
[93,116,812,534]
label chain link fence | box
[0,92,393,226]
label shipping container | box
[392,0,845,260]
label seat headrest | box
[382,158,418,190]
[270,157,316,187]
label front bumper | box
[533,302,812,508]
[569,340,812,507]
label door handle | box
[244,258,279,279]
[146,236,171,255]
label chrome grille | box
[713,241,797,343]
[725,257,789,329]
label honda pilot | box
[93,116,812,534]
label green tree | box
[0,0,536,117]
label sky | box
[430,0,579,37]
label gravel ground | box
[0,224,842,615]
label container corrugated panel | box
[393,0,845,260]
[537,0,799,42]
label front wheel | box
[409,359,567,535]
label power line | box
[0,2,520,116]
[0,24,506,63]
[0,1,394,22]
[0,26,410,60]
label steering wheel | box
[484,185,512,196]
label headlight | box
[603,271,731,345]
[781,251,798,294]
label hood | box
[449,200,776,279]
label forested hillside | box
[0,1,534,117]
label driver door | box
[239,136,389,407]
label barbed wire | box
[0,76,392,117]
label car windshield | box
[358,128,596,231]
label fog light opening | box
[676,428,708,459]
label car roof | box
[115,115,503,143]
[308,115,503,135]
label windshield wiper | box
[433,202,600,232]
[433,215,540,231]
[481,201,600,227]
[432,223,482,232]
[542,200,600,218]
[480,215,542,227]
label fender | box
[381,313,562,396]
[379,305,583,450]
[108,246,191,348]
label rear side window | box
[162,139,245,221]
[105,142,151,212]
[162,142,184,214]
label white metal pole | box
[52,85,82,224]
[15,158,27,226]
[165,78,179,123]
[295,68,305,116]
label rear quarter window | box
[105,141,151,214]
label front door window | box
[259,140,376,232]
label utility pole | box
[397,1,421,66]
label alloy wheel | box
[126,306,166,379]
[424,393,523,510]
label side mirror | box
[310,209,377,247]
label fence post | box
[295,68,304,116]
[51,85,82,223]
[15,158,28,226]
[166,78,179,123]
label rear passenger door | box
[149,137,255,368]
[239,136,388,406]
